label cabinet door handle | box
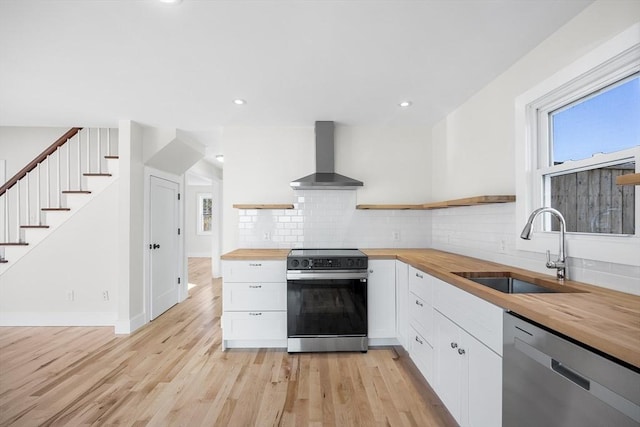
[249,285,262,289]
[369,269,374,273]
[458,348,466,355]
[249,312,263,316]
[415,272,423,279]
[249,263,262,267]
[415,336,423,345]
[415,299,424,307]
[450,342,458,349]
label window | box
[515,23,639,266]
[541,75,638,235]
[197,193,213,235]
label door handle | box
[153,243,160,249]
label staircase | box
[0,127,119,273]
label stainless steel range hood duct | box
[290,121,364,190]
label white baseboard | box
[0,311,117,328]
[114,312,146,335]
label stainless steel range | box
[286,249,368,353]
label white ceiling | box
[0,0,593,162]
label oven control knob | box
[291,259,299,268]
[302,259,309,268]
[347,259,354,267]
[357,259,364,267]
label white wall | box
[117,120,145,333]
[0,182,119,324]
[223,125,431,251]
[430,1,640,294]
[431,1,640,200]
[0,126,69,178]
[186,184,213,257]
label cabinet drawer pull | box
[249,263,262,267]
[415,299,424,307]
[415,336,423,345]
[415,272,424,279]
[249,285,262,289]
[458,348,466,355]
[450,342,458,349]
[249,312,263,316]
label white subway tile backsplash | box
[237,193,637,295]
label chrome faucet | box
[520,207,567,281]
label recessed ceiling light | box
[159,0,182,4]
[215,154,224,163]
[233,99,247,105]
[399,101,412,108]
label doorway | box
[149,175,180,320]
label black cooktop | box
[287,248,368,270]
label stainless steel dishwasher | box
[503,312,640,427]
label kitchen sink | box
[454,272,582,294]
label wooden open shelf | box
[357,195,515,210]
[356,204,424,210]
[616,173,640,186]
[233,204,295,210]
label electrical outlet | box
[102,290,110,301]
[392,231,401,241]
[499,239,507,254]
[263,232,271,241]
[66,290,74,302]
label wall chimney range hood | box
[290,121,364,190]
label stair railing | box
[0,127,118,249]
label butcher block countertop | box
[221,248,640,368]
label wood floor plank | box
[0,257,456,426]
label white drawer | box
[409,266,433,305]
[433,277,503,355]
[223,282,286,311]
[222,260,286,283]
[409,326,434,384]
[409,292,433,344]
[222,311,286,340]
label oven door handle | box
[287,271,368,281]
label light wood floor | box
[0,258,456,426]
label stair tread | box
[42,207,71,211]
[105,155,119,159]
[61,190,91,194]
[0,260,8,264]
[0,242,29,246]
[20,225,50,229]
[83,173,112,176]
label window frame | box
[515,23,640,266]
[197,192,213,236]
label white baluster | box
[66,138,70,191]
[16,181,20,242]
[25,172,30,226]
[86,128,90,174]
[57,147,61,207]
[77,131,82,191]
[46,155,50,209]
[98,128,102,174]
[4,192,8,243]
[36,165,41,225]
[107,128,111,157]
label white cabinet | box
[433,281,503,427]
[222,260,287,349]
[395,261,409,349]
[367,260,397,341]
[434,310,502,427]
[406,265,436,383]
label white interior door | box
[150,176,179,320]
